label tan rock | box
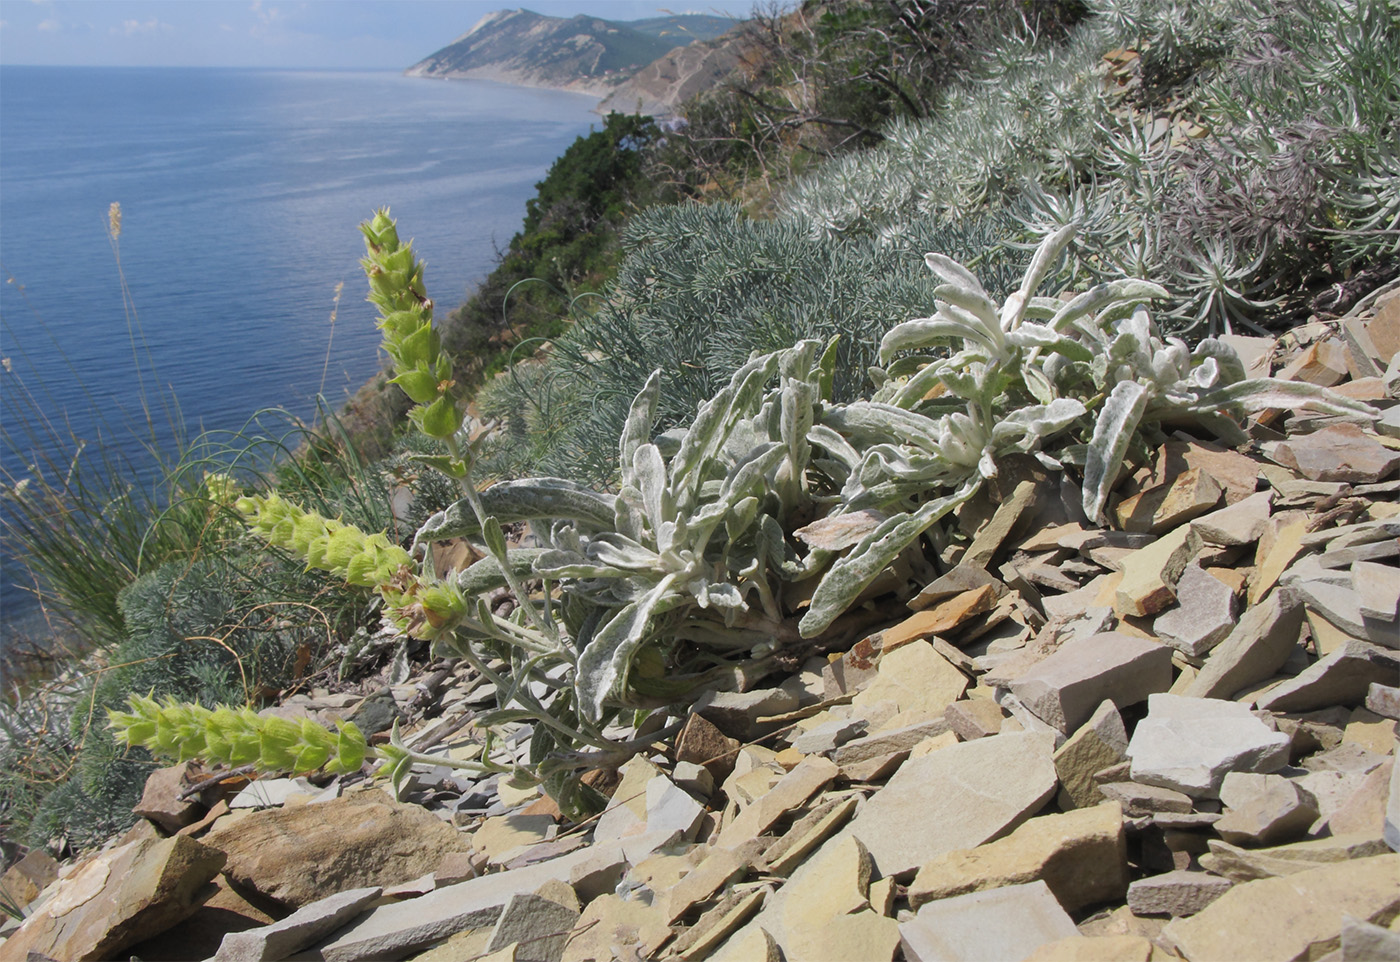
[0,849,59,913]
[203,794,468,909]
[1023,935,1161,962]
[778,835,877,960]
[472,815,557,861]
[1133,439,1262,505]
[1115,468,1223,534]
[762,795,859,876]
[670,885,768,960]
[799,909,901,962]
[884,585,997,651]
[3,836,226,962]
[1343,707,1399,755]
[658,841,763,923]
[907,801,1127,913]
[1196,832,1391,882]
[852,640,969,717]
[707,924,780,962]
[714,756,837,850]
[1054,702,1129,810]
[560,894,672,962]
[945,697,1006,741]
[1249,517,1308,605]
[1115,526,1202,618]
[1161,854,1400,961]
[1328,757,1394,836]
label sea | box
[0,66,601,662]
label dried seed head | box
[107,202,122,239]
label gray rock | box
[213,886,381,962]
[899,881,1078,962]
[671,761,715,799]
[1366,683,1400,720]
[694,687,800,740]
[484,879,579,962]
[1190,490,1273,546]
[1153,565,1238,657]
[644,774,706,841]
[1287,576,1397,648]
[1127,870,1234,918]
[833,718,952,767]
[1354,560,1400,622]
[1127,694,1291,799]
[1387,757,1399,853]
[1255,640,1400,712]
[843,731,1058,877]
[1341,917,1400,962]
[1183,589,1304,699]
[1266,423,1400,483]
[1009,631,1174,733]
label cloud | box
[112,18,173,37]
[36,18,60,31]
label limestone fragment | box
[1115,468,1223,534]
[1054,701,1128,809]
[900,880,1079,962]
[1212,772,1320,846]
[714,756,837,850]
[1126,870,1232,918]
[1152,565,1237,657]
[1197,832,1390,882]
[560,893,672,962]
[907,801,1127,913]
[851,639,969,717]
[1182,589,1304,699]
[842,731,1058,877]
[1190,490,1273,547]
[1009,631,1174,733]
[1114,526,1202,618]
[1255,639,1400,712]
[1126,693,1290,798]
[1267,422,1400,483]
[1161,854,1400,961]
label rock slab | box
[900,880,1079,962]
[1127,693,1290,798]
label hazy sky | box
[0,1,756,69]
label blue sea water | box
[0,66,600,651]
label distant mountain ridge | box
[404,8,739,104]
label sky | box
[0,0,757,69]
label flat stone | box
[2,835,226,962]
[944,697,1007,740]
[1342,917,1400,962]
[907,801,1127,913]
[900,880,1078,962]
[707,924,780,962]
[484,878,579,962]
[1183,589,1304,699]
[675,713,740,782]
[1344,706,1399,755]
[1256,639,1400,712]
[910,565,1004,610]
[212,885,381,962]
[963,480,1040,569]
[842,731,1058,876]
[1116,468,1223,534]
[790,716,868,754]
[560,893,672,962]
[667,885,768,960]
[714,756,837,850]
[852,639,969,717]
[474,814,558,861]
[1250,517,1310,605]
[658,841,763,922]
[313,830,676,961]
[762,794,859,876]
[822,633,883,699]
[1022,934,1162,961]
[1329,757,1394,837]
[1191,490,1273,547]
[1268,423,1400,483]
[1354,560,1400,622]
[1198,833,1391,881]
[1097,781,1194,817]
[644,775,706,842]
[777,835,875,959]
[229,776,321,809]
[1115,526,1203,619]
[1010,631,1173,734]
[1054,701,1129,810]
[1153,565,1238,657]
[1126,870,1234,918]
[1161,854,1400,961]
[887,585,999,649]
[1139,439,1263,505]
[592,755,661,842]
[1127,693,1291,798]
[1290,577,1398,647]
[1213,772,1320,846]
[203,793,469,909]
[834,717,951,767]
